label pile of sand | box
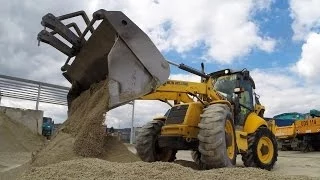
[0,111,44,180]
[0,112,44,153]
[31,80,139,167]
[22,158,313,180]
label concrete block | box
[0,106,43,134]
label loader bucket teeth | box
[41,13,81,48]
[37,30,75,56]
[37,9,170,109]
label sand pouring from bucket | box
[37,9,170,109]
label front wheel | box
[242,127,278,170]
[194,104,237,169]
[135,120,176,162]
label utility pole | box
[129,101,135,144]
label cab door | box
[235,77,255,126]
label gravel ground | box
[126,141,320,178]
[175,150,320,178]
[21,158,313,180]
[0,152,31,172]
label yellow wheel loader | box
[37,9,277,170]
[135,65,277,170]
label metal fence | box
[0,74,69,109]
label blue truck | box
[42,117,54,139]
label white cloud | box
[251,68,320,117]
[290,0,320,40]
[94,0,276,63]
[290,1,320,82]
[291,32,320,82]
[169,74,201,82]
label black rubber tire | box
[191,150,202,167]
[241,127,278,171]
[135,120,176,162]
[195,104,236,169]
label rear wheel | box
[135,120,176,162]
[194,104,236,169]
[242,127,278,170]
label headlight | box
[224,69,229,74]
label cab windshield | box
[43,117,52,124]
[213,74,237,97]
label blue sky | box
[1,0,320,127]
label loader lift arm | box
[140,79,225,104]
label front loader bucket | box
[37,9,170,109]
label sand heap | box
[22,158,313,180]
[0,112,44,153]
[31,80,139,167]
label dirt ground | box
[1,145,320,179]
[180,150,320,178]
[272,151,320,178]
[127,145,320,178]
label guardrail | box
[0,74,69,108]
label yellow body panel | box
[235,131,248,152]
[161,124,199,138]
[142,91,193,103]
[182,102,204,126]
[161,102,203,138]
[267,119,276,134]
[243,112,268,134]
[295,117,320,134]
[275,123,296,139]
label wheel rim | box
[225,119,235,160]
[257,136,274,164]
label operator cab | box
[43,117,53,124]
[210,69,259,126]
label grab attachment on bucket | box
[37,9,170,109]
